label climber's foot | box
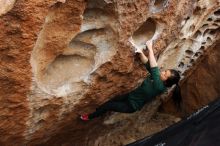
[80,114,90,121]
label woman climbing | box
[80,40,181,121]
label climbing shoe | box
[80,114,90,121]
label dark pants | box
[88,94,135,119]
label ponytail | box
[163,69,182,109]
[171,84,182,109]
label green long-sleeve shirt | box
[128,63,167,111]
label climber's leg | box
[80,99,135,120]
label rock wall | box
[162,38,220,116]
[181,41,220,113]
[0,0,16,16]
[0,0,219,145]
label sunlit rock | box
[0,0,16,16]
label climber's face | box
[160,69,171,81]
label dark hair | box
[172,84,182,109]
[164,69,182,108]
[164,69,180,87]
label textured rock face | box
[162,39,220,116]
[0,0,16,16]
[0,0,220,145]
[181,41,220,112]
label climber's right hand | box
[135,47,143,54]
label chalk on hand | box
[135,47,143,53]
[129,37,142,53]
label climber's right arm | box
[138,51,148,64]
[146,40,158,68]
[135,48,151,72]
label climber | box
[80,40,182,121]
